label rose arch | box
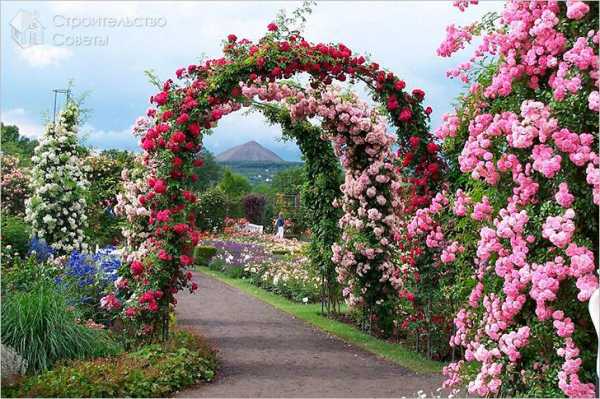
[103,17,443,339]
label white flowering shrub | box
[25,103,89,254]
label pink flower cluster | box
[471,196,492,221]
[541,209,575,248]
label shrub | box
[196,187,227,233]
[0,155,31,216]
[243,194,266,224]
[1,256,59,295]
[60,247,121,321]
[5,330,217,398]
[0,215,31,258]
[193,246,217,266]
[1,282,120,373]
[429,2,599,397]
[25,102,89,254]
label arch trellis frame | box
[106,18,443,339]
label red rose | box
[176,68,186,79]
[173,223,189,234]
[124,307,138,318]
[279,41,290,51]
[191,281,199,292]
[154,179,167,194]
[227,34,237,42]
[425,106,433,115]
[386,96,399,111]
[142,138,155,151]
[158,249,172,261]
[172,157,183,167]
[399,108,413,122]
[271,66,282,77]
[409,136,420,148]
[180,255,193,266]
[153,91,168,105]
[426,143,439,154]
[427,162,440,174]
[211,109,223,121]
[256,57,265,69]
[171,131,186,143]
[193,159,204,167]
[412,89,425,101]
[183,191,196,203]
[188,123,200,136]
[156,209,170,222]
[267,22,278,31]
[402,152,414,166]
[130,260,144,276]
[406,292,415,302]
[176,113,189,125]
[394,80,406,91]
[231,86,242,97]
[148,301,159,312]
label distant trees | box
[194,149,223,192]
[1,124,38,166]
[218,169,251,198]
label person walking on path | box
[275,212,285,239]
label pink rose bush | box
[0,155,31,216]
[429,1,599,397]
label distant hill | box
[214,141,302,184]
[216,140,285,163]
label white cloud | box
[17,45,72,67]
[80,124,139,151]
[1,108,46,137]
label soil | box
[176,271,444,398]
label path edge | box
[196,266,444,375]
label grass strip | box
[197,266,443,374]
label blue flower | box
[28,237,55,262]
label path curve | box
[176,272,443,398]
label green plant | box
[193,246,217,266]
[196,187,227,232]
[1,256,59,295]
[0,215,31,258]
[1,282,121,373]
[5,330,217,398]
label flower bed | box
[3,330,216,398]
[205,235,320,303]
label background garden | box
[1,1,599,398]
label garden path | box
[176,271,444,398]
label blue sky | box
[1,1,502,161]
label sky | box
[1,1,503,161]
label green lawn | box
[197,266,443,374]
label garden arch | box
[107,18,443,338]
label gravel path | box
[176,271,443,398]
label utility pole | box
[52,89,71,124]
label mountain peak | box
[216,141,285,163]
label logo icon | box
[10,10,45,49]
